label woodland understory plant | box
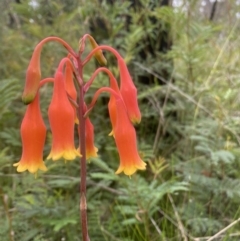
[13,34,146,241]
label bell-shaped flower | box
[118,57,141,124]
[112,98,146,176]
[14,92,47,173]
[85,117,98,159]
[22,37,77,104]
[47,70,80,161]
[22,43,42,104]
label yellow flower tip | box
[131,116,141,125]
[115,161,147,176]
[75,117,79,124]
[13,160,47,174]
[13,162,27,172]
[62,149,81,160]
[108,130,114,137]
[47,148,81,161]
[22,94,35,105]
[86,147,98,160]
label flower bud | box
[88,36,107,66]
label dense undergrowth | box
[1,0,240,240]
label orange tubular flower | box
[47,70,80,161]
[113,98,146,176]
[22,43,42,104]
[85,117,98,159]
[14,92,47,173]
[118,57,141,124]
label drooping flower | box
[112,98,146,176]
[85,117,98,159]
[118,57,141,124]
[47,70,80,161]
[14,92,47,173]
[22,43,43,104]
[22,37,76,105]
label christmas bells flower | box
[22,42,42,104]
[47,69,80,161]
[118,57,141,124]
[110,98,146,175]
[14,92,47,173]
[90,86,146,176]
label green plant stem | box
[77,58,89,241]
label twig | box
[193,232,240,241]
[135,62,214,118]
[88,180,124,195]
[150,217,166,241]
[100,226,123,241]
[167,193,188,241]
[0,188,14,241]
[205,218,240,241]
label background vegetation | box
[1,0,240,240]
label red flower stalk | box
[113,98,146,176]
[47,69,80,161]
[14,92,47,173]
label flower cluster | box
[14,35,146,176]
